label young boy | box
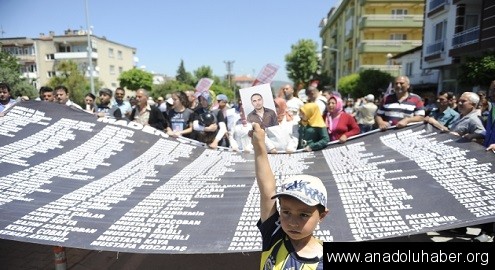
[251,122,329,269]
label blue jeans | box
[359,124,374,134]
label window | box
[465,14,479,30]
[405,62,413,76]
[47,71,56,78]
[392,9,408,19]
[26,64,37,72]
[59,45,71,53]
[117,50,123,59]
[434,21,447,41]
[390,33,407,40]
[108,48,114,58]
[111,82,117,87]
[118,66,123,74]
[46,54,55,60]
[110,65,115,75]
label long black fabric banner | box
[0,101,494,254]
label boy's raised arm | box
[252,123,277,223]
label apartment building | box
[319,0,424,90]
[423,0,494,92]
[0,29,137,90]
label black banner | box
[0,101,494,254]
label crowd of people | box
[1,77,494,155]
[1,76,495,267]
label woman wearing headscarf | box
[297,103,329,151]
[264,98,298,153]
[323,95,360,143]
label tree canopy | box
[47,60,90,105]
[285,39,319,89]
[458,52,495,88]
[118,68,153,91]
[0,51,37,99]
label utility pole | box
[85,0,95,95]
[224,60,235,100]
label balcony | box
[360,0,412,5]
[358,40,422,53]
[359,15,424,29]
[21,72,37,79]
[17,54,37,62]
[425,40,444,56]
[429,0,449,12]
[452,26,479,49]
[359,65,401,77]
[54,51,98,60]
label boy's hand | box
[251,123,266,153]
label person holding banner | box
[323,95,360,143]
[129,88,168,131]
[429,92,485,141]
[264,97,298,153]
[297,103,329,152]
[375,75,425,130]
[192,93,227,149]
[114,87,132,119]
[54,85,83,110]
[96,88,122,119]
[0,83,16,113]
[424,91,459,130]
[252,121,328,270]
[38,86,55,102]
[166,91,195,138]
[229,98,254,152]
[84,93,96,113]
[185,90,199,110]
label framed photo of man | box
[238,83,278,129]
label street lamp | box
[323,46,339,92]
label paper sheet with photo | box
[238,83,277,128]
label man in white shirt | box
[281,84,304,122]
[54,85,83,110]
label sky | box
[1,0,339,82]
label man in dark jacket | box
[129,88,168,131]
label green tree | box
[118,68,153,91]
[338,73,360,98]
[193,66,214,85]
[285,39,319,88]
[355,69,393,98]
[0,51,37,99]
[458,52,495,88]
[152,80,193,99]
[176,59,195,85]
[48,60,88,105]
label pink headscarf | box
[326,95,343,137]
[328,95,343,116]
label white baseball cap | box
[272,175,327,208]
